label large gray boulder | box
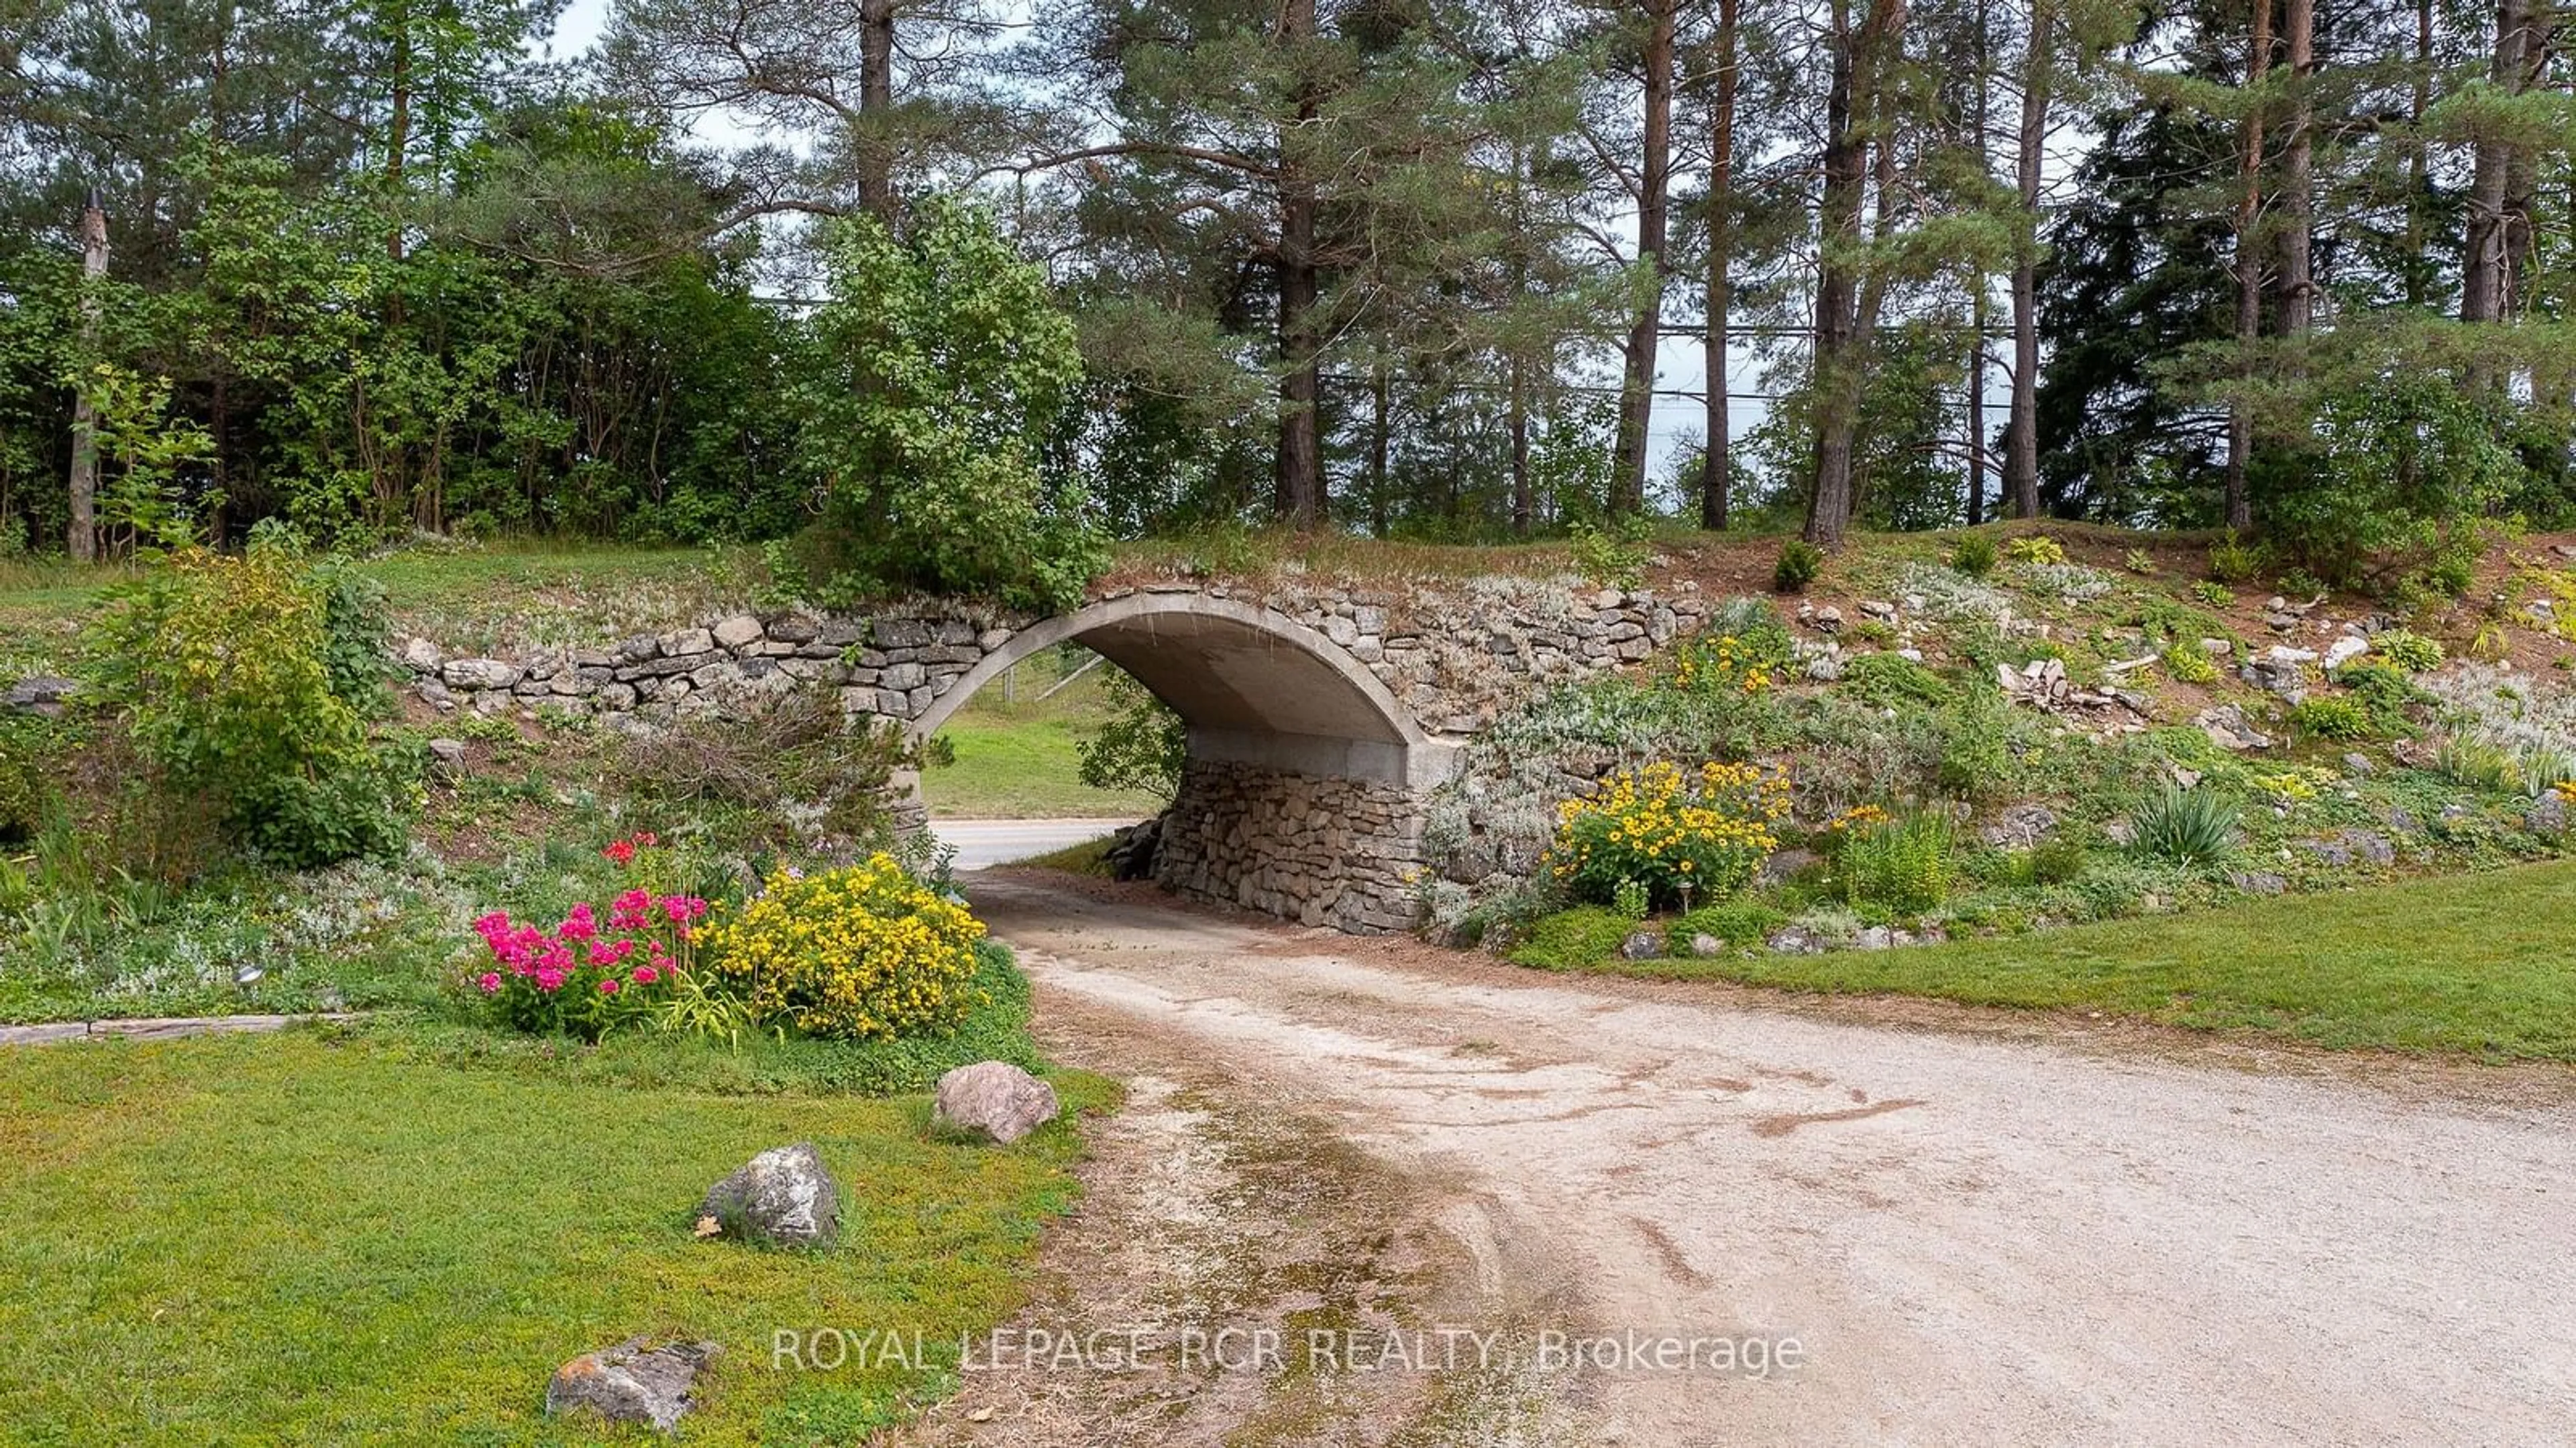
[933,1062,1061,1145]
[440,658,522,692]
[698,1143,841,1247]
[3,676,78,717]
[545,1337,719,1432]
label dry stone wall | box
[1155,758,1424,933]
[401,611,1016,729]
[393,574,1717,934]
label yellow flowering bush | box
[1666,631,1782,696]
[695,854,988,1041]
[1549,760,1790,909]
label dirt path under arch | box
[905,872,2576,1447]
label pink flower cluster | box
[472,889,706,998]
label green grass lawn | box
[1577,860,2576,1061]
[0,1031,1108,1445]
[917,658,1167,821]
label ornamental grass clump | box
[1548,760,1790,911]
[696,854,987,1041]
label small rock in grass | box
[1855,927,1893,950]
[2229,871,2288,896]
[2342,830,2396,866]
[1978,803,2057,848]
[425,738,467,773]
[2300,839,2353,868]
[934,1062,1061,1145]
[545,1337,719,1432]
[699,1143,841,1248]
[1765,926,1827,955]
[1619,929,1665,962]
[1688,933,1727,958]
[1757,849,1819,886]
[2530,792,2567,834]
[2342,752,2375,776]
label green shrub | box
[2003,535,2067,566]
[2262,375,2516,589]
[1570,515,1654,589]
[308,553,400,717]
[1840,652,1951,709]
[1508,906,1635,970]
[1951,535,1997,578]
[1075,670,1186,800]
[2123,548,2157,575]
[87,543,412,868]
[1933,688,2017,800]
[2192,580,2235,609]
[0,715,53,845]
[2373,629,2443,672]
[2129,784,2239,866]
[794,196,1102,611]
[1772,539,1825,594]
[2208,532,2259,584]
[1841,810,1953,913]
[2029,834,2090,884]
[2290,695,2372,741]
[2161,645,2219,684]
[2335,660,2426,733]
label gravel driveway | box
[958,871,2576,1447]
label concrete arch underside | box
[912,593,1456,933]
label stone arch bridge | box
[408,577,1718,933]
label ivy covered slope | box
[1428,523,2576,1052]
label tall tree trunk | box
[1613,0,1677,516]
[1368,362,1391,539]
[2224,0,2273,532]
[386,0,409,262]
[1966,0,1990,527]
[2275,0,2315,338]
[2464,0,2531,322]
[2404,0,2433,307]
[859,0,897,218]
[2004,0,2051,519]
[2501,9,2553,317]
[1701,0,1739,531]
[1808,0,1869,545]
[1510,353,1533,535]
[66,192,105,564]
[1273,0,1325,529]
[1808,0,1903,545]
[1968,290,1987,526]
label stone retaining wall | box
[398,578,1718,741]
[1155,758,1423,934]
[402,610,1011,731]
[390,574,1722,936]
